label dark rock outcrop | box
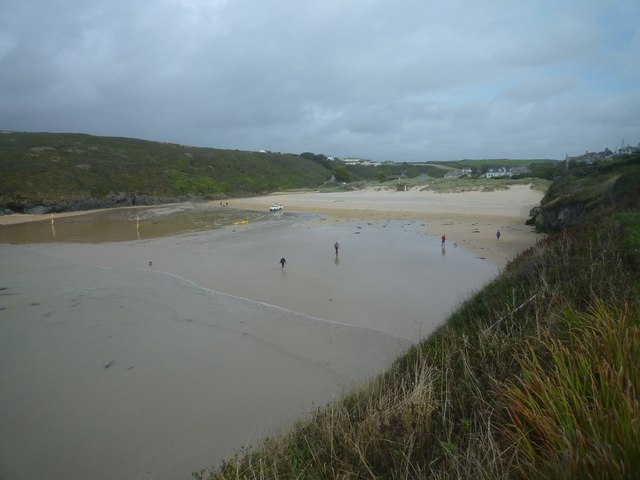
[525,206,540,226]
[539,202,587,230]
[0,192,221,215]
[25,205,54,215]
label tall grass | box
[195,217,640,479]
[500,301,640,479]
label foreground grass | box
[195,213,640,479]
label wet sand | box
[0,241,411,480]
[0,185,543,479]
[0,203,268,244]
[227,184,543,267]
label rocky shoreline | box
[0,192,222,216]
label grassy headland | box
[0,131,560,213]
[0,132,333,211]
[195,155,640,479]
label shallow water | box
[0,245,408,480]
[0,204,270,244]
[0,211,498,479]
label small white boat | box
[269,204,283,212]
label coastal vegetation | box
[325,176,552,194]
[535,154,640,230]
[1,131,557,214]
[195,154,640,479]
[0,132,333,211]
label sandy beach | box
[227,184,542,267]
[0,185,543,479]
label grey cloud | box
[0,0,639,161]
[495,76,577,106]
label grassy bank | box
[319,177,551,195]
[195,185,639,477]
[0,132,333,204]
[1,131,559,210]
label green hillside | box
[344,158,561,183]
[0,131,565,212]
[535,153,640,229]
[197,156,640,479]
[0,131,333,211]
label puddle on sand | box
[0,204,270,244]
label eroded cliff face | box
[0,192,217,215]
[538,202,587,230]
[533,168,640,231]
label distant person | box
[280,257,286,269]
[334,241,340,255]
[441,234,446,247]
[496,230,501,240]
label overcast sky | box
[1,0,639,162]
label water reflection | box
[0,205,269,244]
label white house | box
[484,167,512,178]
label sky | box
[1,0,639,162]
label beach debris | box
[104,360,114,369]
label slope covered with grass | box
[196,159,640,479]
[0,132,333,210]
[537,154,640,230]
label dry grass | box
[195,217,640,480]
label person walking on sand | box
[496,229,501,240]
[280,257,286,269]
[334,241,340,255]
[441,234,446,247]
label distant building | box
[566,148,615,164]
[618,143,640,155]
[444,168,473,179]
[484,167,512,178]
[343,158,363,165]
[342,157,382,166]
